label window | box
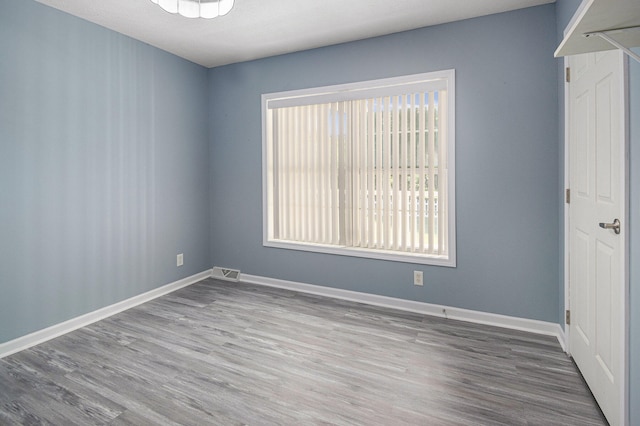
[262,70,455,266]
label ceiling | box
[35,0,554,68]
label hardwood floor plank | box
[0,278,606,425]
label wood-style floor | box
[0,278,606,425]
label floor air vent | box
[212,266,241,282]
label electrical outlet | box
[177,253,184,267]
[413,271,423,286]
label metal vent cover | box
[212,266,241,282]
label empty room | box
[1,0,639,424]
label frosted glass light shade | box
[151,0,234,19]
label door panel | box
[573,228,591,345]
[575,90,590,195]
[595,239,613,374]
[596,75,613,200]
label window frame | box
[261,70,456,267]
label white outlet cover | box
[177,253,184,266]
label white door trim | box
[563,52,630,426]
[621,52,631,426]
[563,54,571,354]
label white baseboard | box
[241,273,566,348]
[556,326,568,353]
[0,269,212,359]
[1,269,567,359]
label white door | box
[568,50,626,426]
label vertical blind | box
[264,72,454,263]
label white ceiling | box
[35,0,555,68]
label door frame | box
[562,51,630,426]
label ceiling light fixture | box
[150,0,234,19]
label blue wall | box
[0,0,211,343]
[209,5,560,322]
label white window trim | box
[261,70,456,267]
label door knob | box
[599,218,620,234]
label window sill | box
[264,239,456,267]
